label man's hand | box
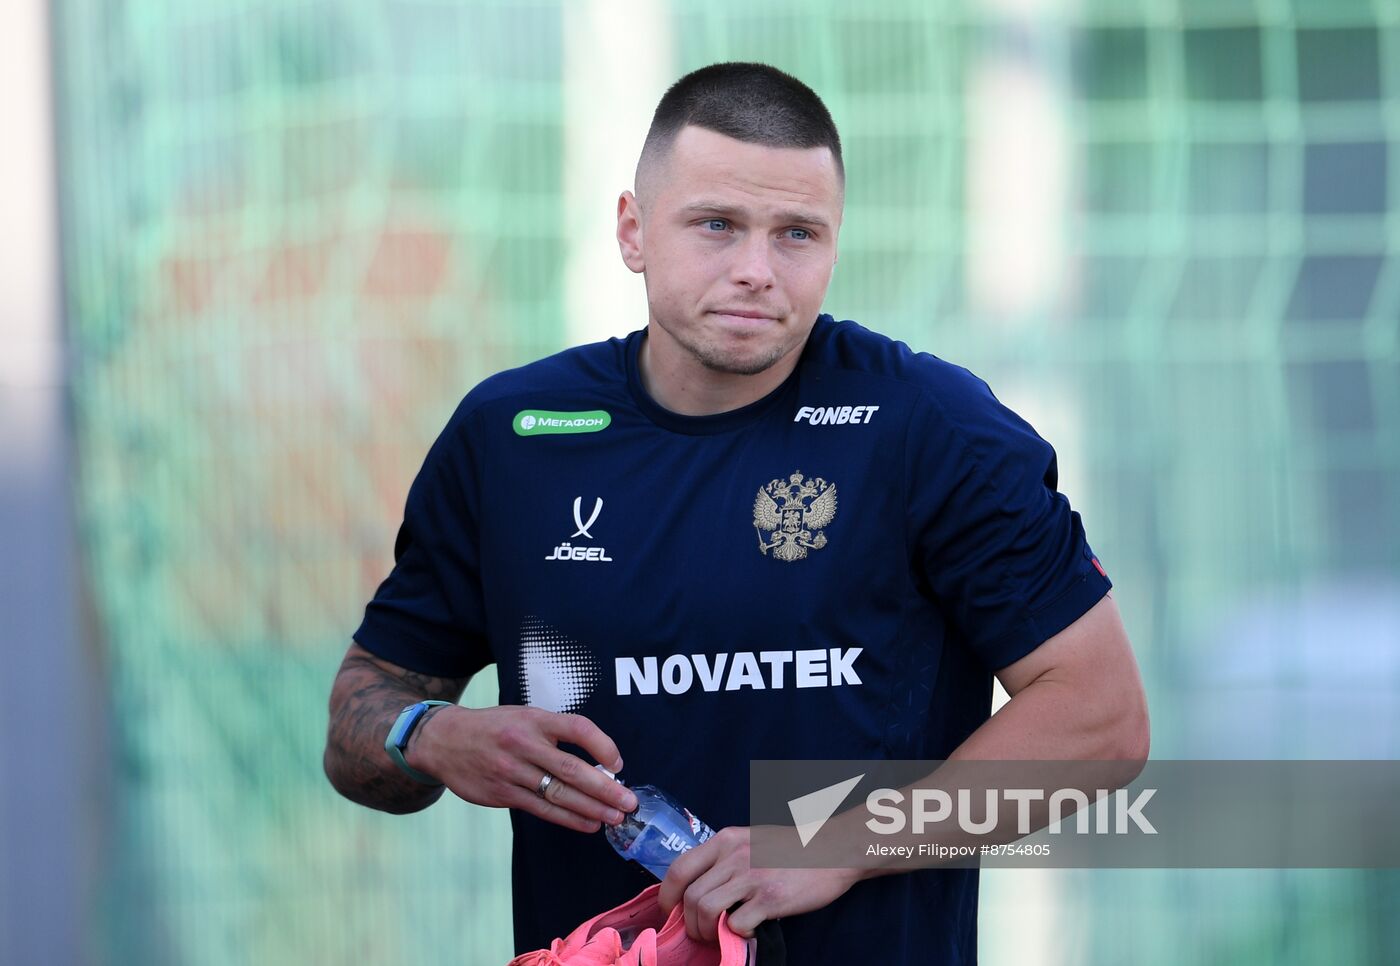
[324,642,636,829]
[657,826,860,942]
[413,703,638,833]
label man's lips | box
[711,309,779,321]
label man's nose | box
[730,233,776,290]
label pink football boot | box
[507,928,624,966]
[509,884,667,965]
[614,926,659,966]
[653,901,749,965]
[508,884,748,965]
[561,883,670,954]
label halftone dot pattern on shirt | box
[518,616,600,713]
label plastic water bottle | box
[598,766,716,879]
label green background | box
[51,0,1399,963]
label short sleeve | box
[906,365,1111,671]
[353,403,493,679]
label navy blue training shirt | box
[354,314,1112,964]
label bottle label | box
[684,809,715,844]
[626,813,716,879]
[655,828,694,855]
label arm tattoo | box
[324,648,468,814]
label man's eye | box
[704,219,729,232]
[788,228,811,241]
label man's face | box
[617,125,843,377]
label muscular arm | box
[954,591,1150,763]
[323,641,468,815]
[661,593,1152,940]
[323,641,639,826]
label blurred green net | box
[53,1,1398,963]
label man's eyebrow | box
[678,201,831,231]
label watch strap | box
[385,700,452,785]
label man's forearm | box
[850,666,1150,880]
[323,646,466,814]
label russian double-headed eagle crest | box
[753,471,838,562]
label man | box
[324,62,1149,963]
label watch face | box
[394,700,447,749]
[392,703,426,747]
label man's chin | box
[699,357,776,377]
[695,343,789,377]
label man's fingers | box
[722,900,761,940]
[548,713,625,775]
[683,872,746,943]
[659,835,719,913]
[537,770,628,826]
[526,743,637,816]
[476,748,617,826]
[503,786,603,834]
[487,755,586,812]
[458,707,634,826]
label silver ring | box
[535,773,555,798]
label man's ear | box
[616,191,645,274]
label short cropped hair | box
[636,62,844,197]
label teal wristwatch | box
[385,700,452,785]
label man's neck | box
[637,325,803,417]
